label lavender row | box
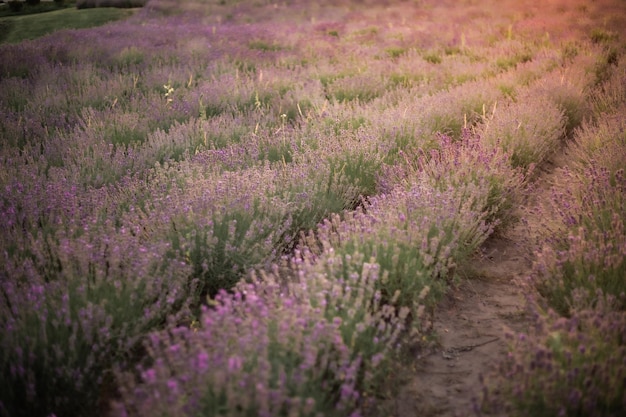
[481,53,626,416]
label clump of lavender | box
[533,66,591,137]
[534,166,626,315]
[532,109,625,315]
[480,303,626,417]
[0,223,193,417]
[589,54,625,117]
[566,109,626,179]
[477,92,566,170]
[383,129,528,231]
[308,177,493,314]
[114,256,409,416]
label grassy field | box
[0,5,137,43]
[0,0,625,416]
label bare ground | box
[389,235,532,417]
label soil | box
[387,236,533,417]
[374,152,570,417]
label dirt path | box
[391,235,532,417]
[375,153,570,417]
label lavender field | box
[1,0,625,416]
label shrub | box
[114,258,409,416]
[308,179,493,314]
[589,55,625,117]
[533,112,626,315]
[481,305,626,417]
[477,93,566,170]
[590,28,618,45]
[566,110,626,178]
[0,226,193,417]
[533,167,626,315]
[383,130,528,231]
[535,70,590,137]
[167,205,284,299]
[25,0,40,6]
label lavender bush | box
[308,179,493,314]
[481,304,626,417]
[531,89,626,315]
[567,110,626,178]
[114,256,410,417]
[477,91,566,170]
[0,219,193,417]
[382,129,528,231]
[589,54,626,117]
[534,165,626,315]
[483,43,626,416]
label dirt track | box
[375,147,573,416]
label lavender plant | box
[382,129,528,231]
[0,221,193,417]
[309,179,493,313]
[481,303,626,417]
[114,256,409,417]
[566,112,626,177]
[534,165,626,315]
[1,1,621,416]
[477,92,566,170]
[589,54,626,117]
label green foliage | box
[593,48,620,86]
[483,307,626,417]
[0,7,135,43]
[0,21,11,43]
[328,151,381,199]
[7,1,24,13]
[168,206,279,299]
[330,86,381,103]
[385,46,407,59]
[259,140,293,163]
[491,46,534,74]
[387,72,427,89]
[233,59,257,74]
[498,84,517,100]
[423,52,442,64]
[248,39,283,52]
[115,46,145,69]
[561,41,579,63]
[321,116,368,136]
[590,28,618,45]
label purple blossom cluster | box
[482,305,626,417]
[310,175,493,313]
[0,211,194,417]
[381,129,529,231]
[534,165,626,314]
[114,256,408,417]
